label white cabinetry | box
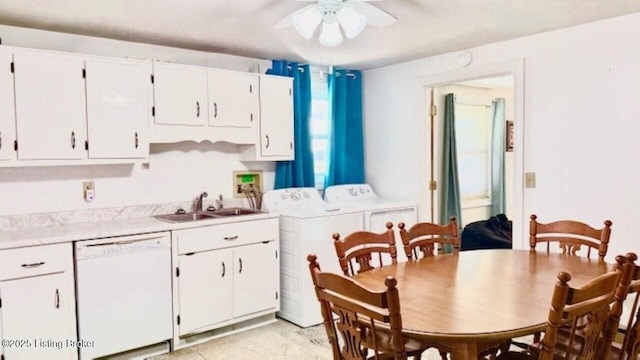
[13,50,87,161]
[172,218,279,341]
[0,49,15,162]
[241,75,294,161]
[85,57,152,160]
[152,62,208,128]
[0,244,77,360]
[208,69,258,129]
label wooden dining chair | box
[333,222,398,277]
[398,216,459,260]
[497,257,627,360]
[610,252,640,360]
[529,214,612,260]
[307,254,433,360]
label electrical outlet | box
[525,172,536,188]
[83,181,95,202]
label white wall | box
[0,25,275,216]
[363,12,640,259]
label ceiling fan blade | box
[346,1,397,28]
[275,4,315,29]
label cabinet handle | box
[21,261,45,268]
[239,258,243,274]
[55,289,60,309]
[222,262,226,278]
[224,235,238,241]
[135,132,139,149]
[265,135,270,148]
[250,113,253,122]
[196,101,200,118]
[290,142,293,150]
[213,102,218,118]
[71,131,76,149]
[249,84,253,93]
[0,131,2,150]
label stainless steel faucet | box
[195,192,208,212]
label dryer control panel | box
[324,184,378,202]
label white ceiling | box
[1,0,639,70]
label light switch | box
[525,172,536,188]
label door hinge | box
[177,315,181,325]
[152,106,155,117]
[176,267,180,277]
[430,104,437,117]
[429,180,437,191]
[85,141,89,151]
[82,69,86,78]
[10,61,14,73]
[150,74,154,84]
[14,140,17,151]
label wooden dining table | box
[352,249,612,360]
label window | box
[309,66,330,189]
[455,103,492,204]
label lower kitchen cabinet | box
[173,218,280,338]
[0,243,77,360]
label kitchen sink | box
[155,212,218,222]
[205,207,263,217]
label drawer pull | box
[222,261,226,277]
[55,289,60,309]
[239,258,243,273]
[71,131,76,149]
[224,235,239,241]
[21,261,45,268]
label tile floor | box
[152,319,447,359]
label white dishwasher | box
[75,232,173,359]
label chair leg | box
[439,349,448,359]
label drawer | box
[177,218,278,254]
[0,243,71,281]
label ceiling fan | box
[275,0,397,47]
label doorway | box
[417,60,525,248]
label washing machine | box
[324,184,418,263]
[262,187,363,327]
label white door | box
[153,63,207,126]
[0,274,76,360]
[208,70,258,128]
[0,50,15,161]
[178,250,233,335]
[13,51,86,160]
[259,75,294,158]
[85,58,152,159]
[233,241,278,318]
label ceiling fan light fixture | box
[292,6,323,39]
[337,6,367,38]
[319,20,343,47]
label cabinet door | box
[0,50,15,161]
[13,51,86,160]
[208,70,258,128]
[178,249,233,335]
[0,273,76,360]
[153,63,207,126]
[259,75,294,158]
[233,241,278,318]
[85,58,152,159]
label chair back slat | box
[334,222,398,277]
[529,214,612,261]
[399,216,459,260]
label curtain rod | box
[286,65,357,78]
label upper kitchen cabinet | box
[241,75,294,161]
[0,50,15,162]
[13,50,87,161]
[85,57,152,160]
[208,69,259,129]
[153,62,208,128]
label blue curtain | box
[266,60,315,189]
[441,94,462,253]
[490,98,506,216]
[324,69,364,187]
